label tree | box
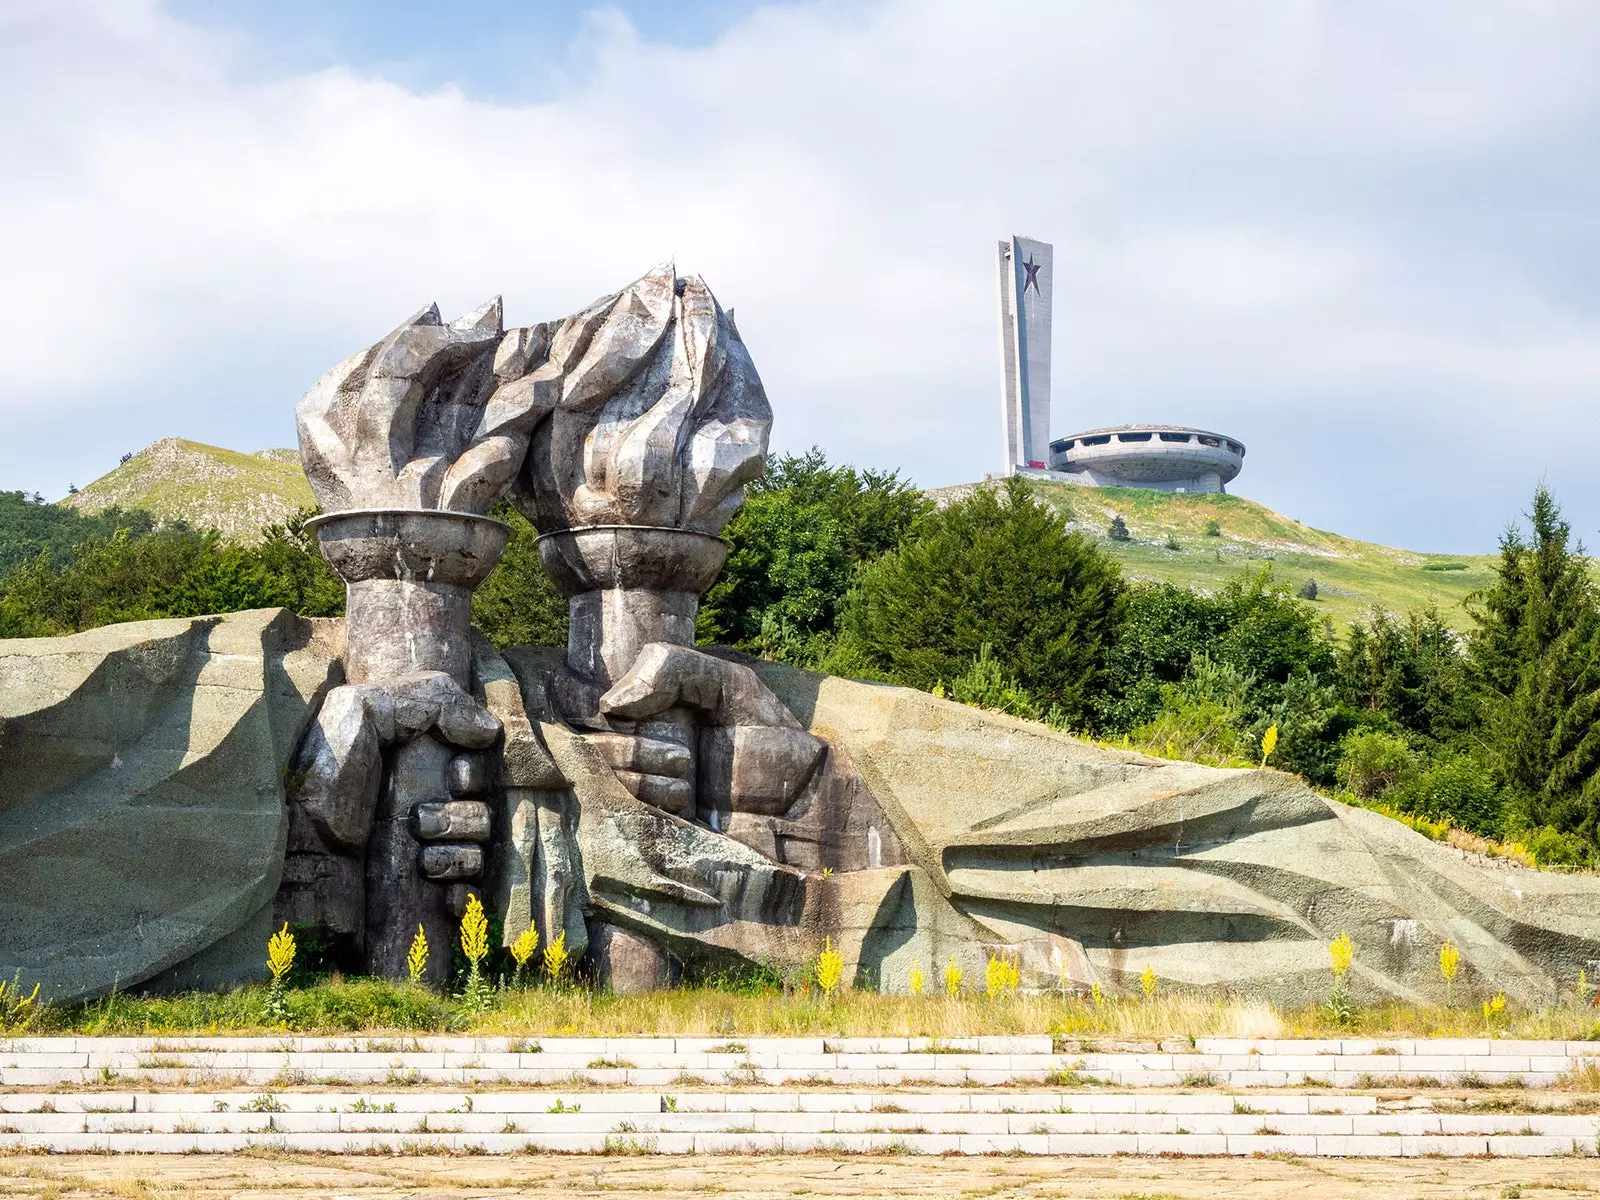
[1097,581,1227,732]
[0,489,158,575]
[1467,486,1600,845]
[1107,515,1130,542]
[698,448,929,665]
[837,476,1125,724]
[1334,606,1468,746]
[0,509,342,636]
[471,502,569,650]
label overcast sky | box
[3,0,1598,553]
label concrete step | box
[0,1034,1583,1088]
[1,1089,1596,1156]
[5,1035,1595,1157]
[0,1128,1590,1156]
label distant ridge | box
[63,438,314,543]
[59,439,1495,625]
[932,479,1496,631]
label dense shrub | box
[699,448,929,665]
[1386,753,1506,838]
[1337,730,1417,798]
[0,489,158,575]
[0,512,342,636]
[837,476,1125,725]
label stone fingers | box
[413,751,493,880]
[587,732,692,777]
[411,800,491,842]
[581,731,695,814]
[417,843,484,880]
[700,725,827,816]
[611,771,695,815]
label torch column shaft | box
[345,580,475,687]
[311,508,510,985]
[566,587,701,684]
[343,580,469,984]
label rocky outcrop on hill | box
[62,438,315,542]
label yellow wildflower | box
[907,962,925,997]
[815,938,843,996]
[984,952,1020,1000]
[1139,964,1157,1001]
[266,923,296,983]
[943,956,963,997]
[1439,941,1459,1005]
[544,930,570,983]
[511,925,539,970]
[1483,991,1506,1026]
[406,925,429,985]
[459,894,489,970]
[1260,723,1279,767]
[1329,933,1354,981]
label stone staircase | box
[2,1036,1596,1157]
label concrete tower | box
[997,235,1053,473]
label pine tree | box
[1467,486,1600,844]
[837,475,1125,725]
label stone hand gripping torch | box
[295,297,555,979]
[517,264,771,821]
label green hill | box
[58,441,1497,627]
[63,439,314,543]
[932,480,1495,631]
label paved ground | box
[2,1152,1599,1198]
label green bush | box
[0,512,343,636]
[945,644,1044,721]
[1387,753,1505,838]
[1337,730,1416,798]
[699,448,928,666]
[471,502,568,650]
[0,490,158,575]
[1522,825,1591,868]
[1130,691,1248,764]
[838,476,1124,725]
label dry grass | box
[28,977,1600,1041]
[414,989,1600,1041]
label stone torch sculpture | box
[516,264,775,824]
[293,297,554,980]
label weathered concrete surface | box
[751,658,1600,1007]
[7,611,1600,1008]
[0,610,341,1001]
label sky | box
[3,0,1599,554]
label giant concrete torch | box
[517,264,771,822]
[295,297,552,980]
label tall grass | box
[22,979,1600,1040]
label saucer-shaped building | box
[1048,424,1245,493]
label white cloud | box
[2,0,1599,549]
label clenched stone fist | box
[555,643,827,829]
[278,671,501,968]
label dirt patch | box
[0,1153,1589,1199]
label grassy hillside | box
[57,440,1497,627]
[932,480,1495,631]
[63,438,314,542]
